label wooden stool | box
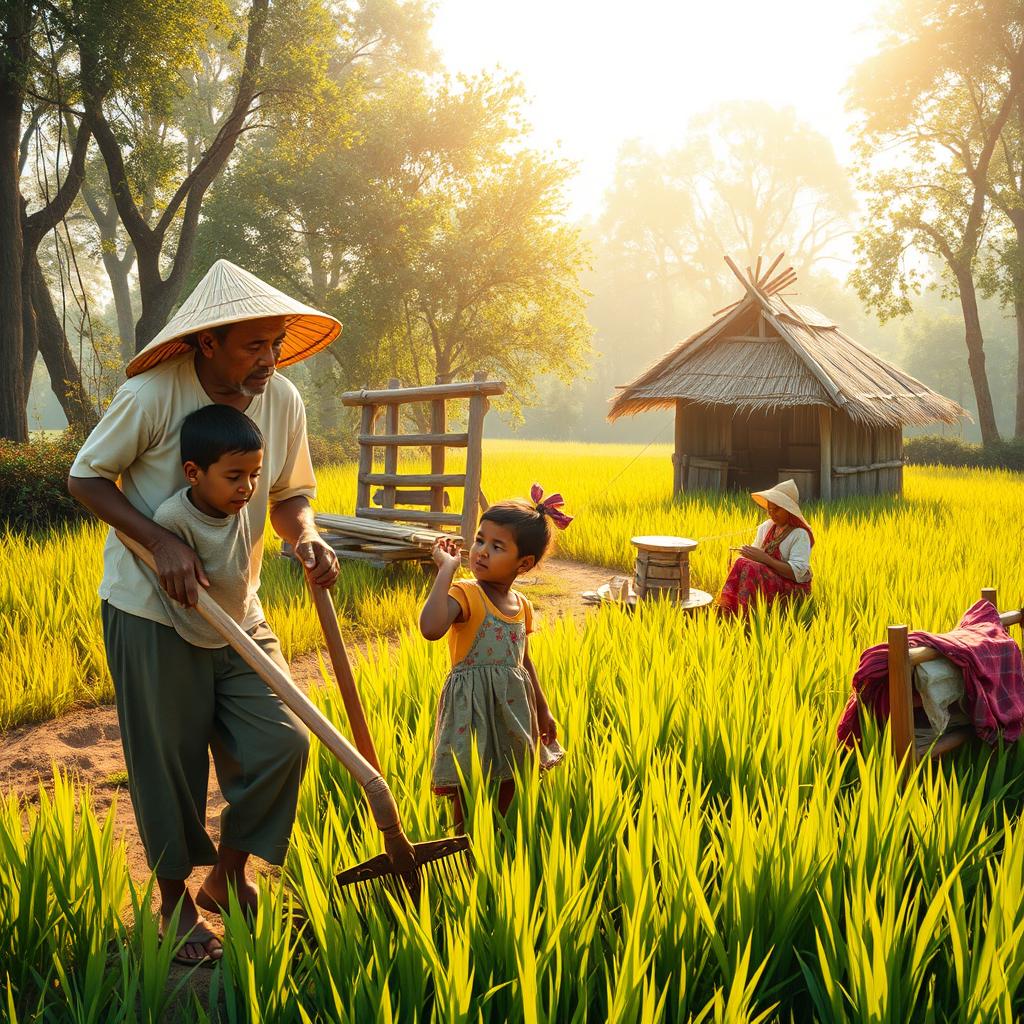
[631,536,712,611]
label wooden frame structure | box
[341,372,505,546]
[888,587,1023,771]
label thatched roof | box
[608,260,968,430]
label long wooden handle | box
[115,531,406,837]
[309,583,382,772]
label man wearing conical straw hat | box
[69,260,342,965]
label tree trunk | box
[1015,293,1024,440]
[1012,212,1024,438]
[20,243,38,395]
[133,265,178,352]
[30,255,97,433]
[0,22,28,441]
[104,249,136,363]
[81,182,136,363]
[957,269,1001,444]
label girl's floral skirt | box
[431,663,565,796]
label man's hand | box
[151,533,210,608]
[295,533,339,588]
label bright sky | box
[431,0,884,221]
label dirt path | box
[0,557,614,885]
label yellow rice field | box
[4,443,1024,1019]
[2,441,1021,731]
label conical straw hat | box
[125,259,342,378]
[751,478,808,527]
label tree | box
[982,95,1024,436]
[848,0,1024,445]
[0,1,96,440]
[597,103,854,351]
[686,102,854,278]
[197,56,592,424]
[82,0,272,351]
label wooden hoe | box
[119,532,470,905]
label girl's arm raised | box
[419,537,465,640]
[523,639,558,745]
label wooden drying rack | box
[300,373,506,567]
[888,586,1024,771]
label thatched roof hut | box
[609,257,967,500]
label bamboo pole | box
[382,379,400,509]
[356,507,463,528]
[341,380,505,405]
[356,401,376,511]
[358,432,469,447]
[461,371,487,543]
[430,394,446,513]
[361,473,465,487]
[818,406,832,501]
[673,399,685,498]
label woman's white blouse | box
[754,520,812,583]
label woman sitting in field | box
[716,478,813,616]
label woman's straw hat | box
[751,478,808,526]
[125,259,342,378]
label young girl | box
[420,484,570,831]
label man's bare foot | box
[197,863,259,919]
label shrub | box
[307,432,356,467]
[0,432,90,533]
[904,434,1024,471]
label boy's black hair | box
[479,499,555,563]
[180,404,264,470]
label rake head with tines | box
[336,835,473,904]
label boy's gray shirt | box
[152,487,257,648]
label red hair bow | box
[531,483,573,530]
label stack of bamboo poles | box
[281,514,452,568]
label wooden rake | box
[118,532,470,906]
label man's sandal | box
[158,916,223,968]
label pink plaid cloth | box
[837,599,1024,747]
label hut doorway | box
[730,406,821,494]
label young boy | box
[137,403,309,964]
[153,403,267,644]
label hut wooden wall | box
[679,403,731,456]
[783,407,820,469]
[731,410,782,492]
[675,403,904,498]
[675,403,731,493]
[830,416,903,497]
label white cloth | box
[70,353,316,627]
[753,520,812,583]
[913,657,967,737]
